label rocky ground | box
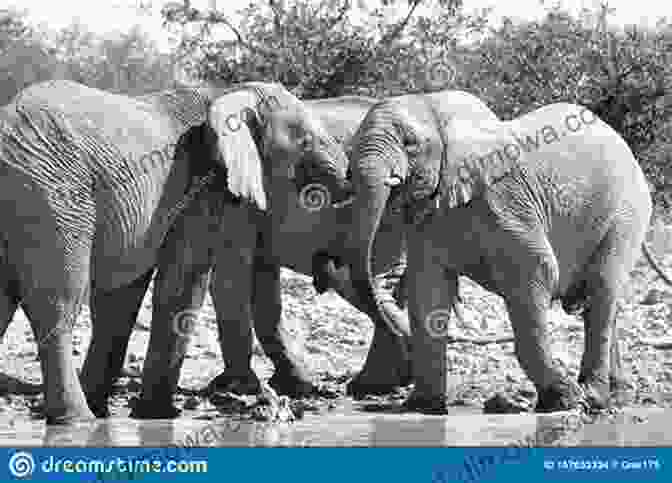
[0,220,671,427]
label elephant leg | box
[253,252,318,397]
[576,283,619,410]
[495,234,584,413]
[609,323,628,391]
[206,210,261,396]
[403,246,452,414]
[134,245,211,419]
[80,268,153,418]
[22,283,94,424]
[347,323,411,398]
[608,322,631,405]
[7,204,95,424]
[506,293,585,412]
[577,228,637,410]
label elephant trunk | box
[346,156,410,338]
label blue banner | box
[0,447,669,482]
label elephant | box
[170,91,501,404]
[330,97,672,414]
[188,94,414,401]
[75,93,403,420]
[72,92,399,420]
[0,79,351,424]
[104,90,502,420]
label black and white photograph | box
[0,0,669,479]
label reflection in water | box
[525,412,584,446]
[367,412,585,447]
[138,419,177,447]
[370,416,449,446]
[0,407,668,447]
[578,409,672,446]
[43,421,109,447]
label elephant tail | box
[642,242,672,286]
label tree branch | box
[380,0,423,46]
[162,2,276,58]
[268,0,284,34]
[204,11,276,58]
[324,0,350,31]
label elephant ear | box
[401,108,518,225]
[438,117,519,209]
[394,111,436,200]
[209,89,271,211]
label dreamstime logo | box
[298,183,331,212]
[377,54,457,88]
[172,309,204,339]
[424,308,454,338]
[170,309,210,367]
[8,451,34,478]
[425,58,457,88]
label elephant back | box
[134,87,213,133]
[8,80,212,161]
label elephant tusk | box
[384,176,403,187]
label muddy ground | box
[0,220,671,439]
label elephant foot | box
[535,378,587,413]
[610,374,631,392]
[130,397,181,420]
[608,374,633,407]
[268,365,320,398]
[346,369,412,399]
[402,391,448,415]
[577,373,611,411]
[87,399,111,419]
[206,369,261,396]
[346,332,412,399]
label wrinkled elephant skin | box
[145,95,414,405]
[341,98,672,414]
[200,91,500,400]
[0,80,348,423]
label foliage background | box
[1,0,670,206]
[0,2,671,427]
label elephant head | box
[339,92,500,333]
[206,83,354,214]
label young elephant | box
[337,98,672,414]
[0,80,350,424]
[126,90,501,419]
[76,92,396,420]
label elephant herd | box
[0,79,669,424]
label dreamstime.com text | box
[7,451,207,480]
